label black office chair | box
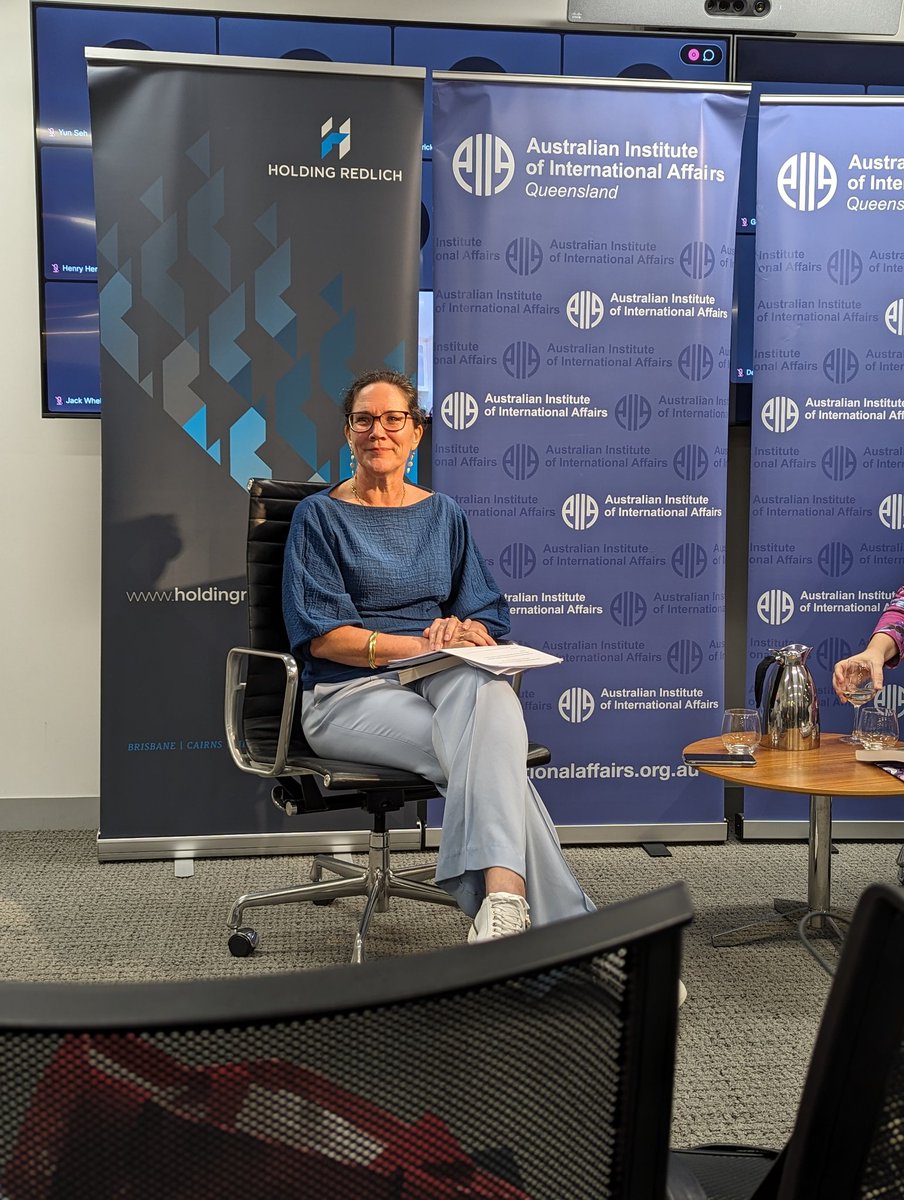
[224,479,551,963]
[669,882,904,1199]
[0,883,692,1200]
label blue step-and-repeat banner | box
[432,76,749,836]
[747,97,904,829]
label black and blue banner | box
[432,76,749,836]
[747,97,904,831]
[88,51,423,849]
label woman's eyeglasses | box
[347,411,411,432]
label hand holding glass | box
[721,708,761,756]
[858,708,899,751]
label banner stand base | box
[96,828,422,863]
[425,821,726,848]
[739,819,904,841]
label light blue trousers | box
[301,665,595,926]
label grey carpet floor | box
[0,829,898,1149]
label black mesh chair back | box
[669,884,904,1200]
[0,883,691,1200]
[772,882,904,1200]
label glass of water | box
[857,708,899,751]
[721,708,761,756]
[839,679,879,744]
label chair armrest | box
[224,647,299,778]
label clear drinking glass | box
[839,680,879,744]
[721,708,761,756]
[857,708,899,751]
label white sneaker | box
[468,892,531,943]
[678,979,688,1007]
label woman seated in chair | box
[282,368,594,942]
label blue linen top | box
[282,490,511,687]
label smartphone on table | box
[683,751,757,767]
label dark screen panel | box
[40,146,97,280]
[34,6,216,143]
[563,32,727,82]
[43,282,101,416]
[393,25,562,156]
[218,17,390,63]
[736,36,904,88]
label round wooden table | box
[683,733,904,946]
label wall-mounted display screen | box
[32,7,904,419]
[34,4,217,416]
[43,281,101,414]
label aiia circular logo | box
[503,443,539,480]
[440,391,478,430]
[610,591,647,627]
[680,241,715,279]
[879,494,904,530]
[761,395,799,434]
[827,247,862,286]
[505,236,543,275]
[562,493,599,531]
[615,393,651,431]
[757,589,795,626]
[884,298,904,336]
[815,636,851,677]
[878,684,904,719]
[566,290,604,330]
[776,152,837,211]
[678,344,713,381]
[671,542,708,580]
[499,542,536,579]
[821,445,857,482]
[452,134,514,196]
[823,346,859,384]
[673,444,709,482]
[817,541,854,577]
[502,340,540,379]
[667,639,704,675]
[558,687,595,724]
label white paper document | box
[388,643,563,683]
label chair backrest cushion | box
[242,479,325,756]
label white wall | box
[2,0,101,827]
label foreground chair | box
[0,882,691,1200]
[224,478,550,962]
[669,882,904,1199]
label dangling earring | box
[406,450,416,473]
[348,444,356,474]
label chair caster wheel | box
[313,898,336,906]
[228,927,259,957]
